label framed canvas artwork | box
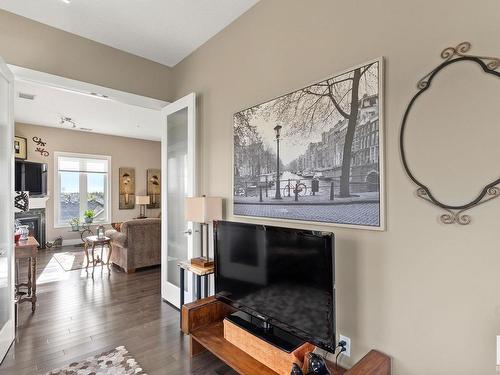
[119,167,135,209]
[14,136,27,160]
[233,58,384,229]
[147,168,161,209]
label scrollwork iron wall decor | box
[400,42,500,225]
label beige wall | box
[4,1,500,373]
[0,9,173,101]
[171,1,500,374]
[15,123,161,242]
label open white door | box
[161,93,197,307]
[0,58,15,363]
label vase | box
[18,225,29,240]
[85,217,93,224]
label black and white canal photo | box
[233,59,384,228]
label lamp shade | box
[136,195,151,205]
[185,196,223,223]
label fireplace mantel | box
[29,196,50,210]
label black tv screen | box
[15,161,47,197]
[214,221,335,350]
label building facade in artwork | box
[295,94,380,192]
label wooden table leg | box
[27,257,32,296]
[179,267,185,328]
[15,259,19,286]
[196,275,201,300]
[91,242,96,275]
[101,244,104,266]
[204,274,209,298]
[84,241,89,269]
[31,257,37,313]
[107,242,112,269]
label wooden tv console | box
[182,297,391,375]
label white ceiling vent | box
[18,92,35,100]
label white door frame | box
[0,57,15,364]
[161,93,197,307]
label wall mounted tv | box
[15,160,48,197]
[214,221,335,352]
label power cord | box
[330,339,346,355]
[335,340,347,369]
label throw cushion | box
[111,222,123,232]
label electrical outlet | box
[339,334,351,357]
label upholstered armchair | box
[105,218,161,273]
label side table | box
[84,235,112,272]
[178,260,214,327]
[70,224,94,248]
[15,236,39,313]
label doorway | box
[161,93,197,307]
[0,61,199,362]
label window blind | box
[58,156,109,173]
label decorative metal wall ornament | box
[14,191,30,212]
[32,136,50,156]
[400,42,500,225]
[32,136,46,147]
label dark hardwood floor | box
[0,246,236,375]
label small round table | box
[84,235,112,271]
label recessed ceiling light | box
[61,0,71,4]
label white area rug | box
[44,346,146,375]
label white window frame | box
[54,151,112,228]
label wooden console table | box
[15,236,39,313]
[182,297,391,375]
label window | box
[54,152,111,227]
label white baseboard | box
[62,239,83,246]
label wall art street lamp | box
[274,125,282,199]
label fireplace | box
[15,208,46,249]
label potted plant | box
[69,217,80,231]
[84,210,95,224]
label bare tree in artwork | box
[232,60,382,227]
[269,62,377,197]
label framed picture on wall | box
[14,136,27,160]
[119,167,135,209]
[232,58,385,230]
[147,168,161,209]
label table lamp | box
[185,196,222,267]
[136,195,150,219]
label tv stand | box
[182,297,391,375]
[226,311,305,353]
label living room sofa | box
[105,218,161,273]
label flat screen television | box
[15,160,48,197]
[214,221,335,352]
